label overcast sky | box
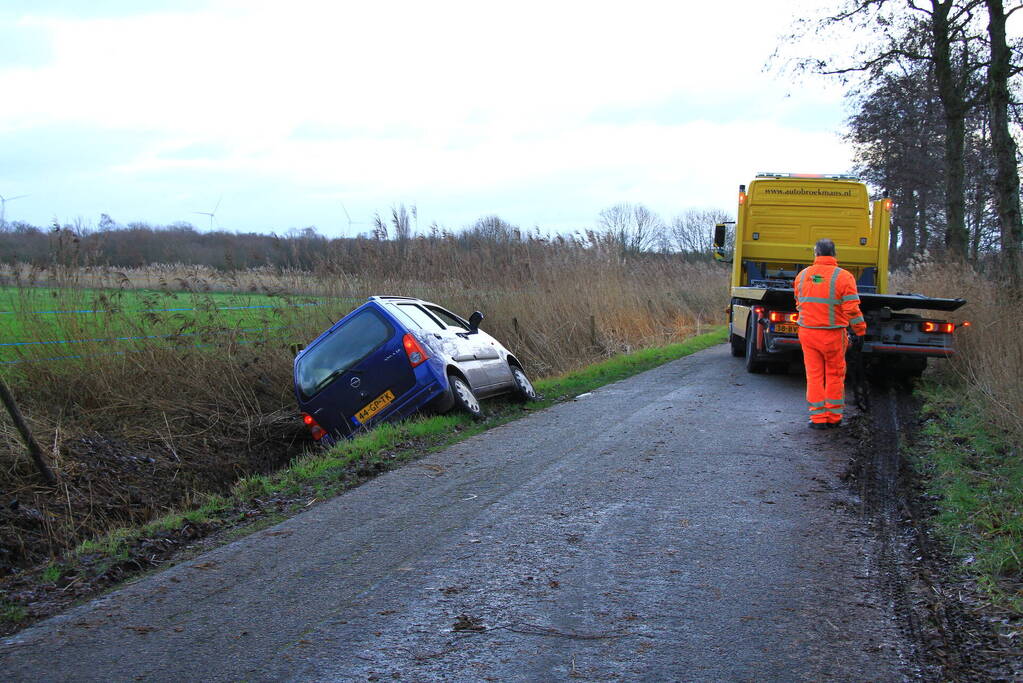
[0,0,849,237]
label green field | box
[0,286,355,365]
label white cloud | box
[0,0,850,233]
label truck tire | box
[744,315,766,374]
[729,324,744,357]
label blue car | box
[294,296,537,445]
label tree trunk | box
[897,188,918,264]
[985,0,1023,286]
[919,188,931,253]
[889,189,902,267]
[931,0,970,257]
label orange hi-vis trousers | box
[798,327,847,424]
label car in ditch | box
[293,296,537,445]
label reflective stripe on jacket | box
[794,255,867,335]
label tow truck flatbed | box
[732,286,966,313]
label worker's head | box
[814,239,836,257]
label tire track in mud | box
[853,384,1010,682]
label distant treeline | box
[0,206,730,272]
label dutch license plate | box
[355,390,395,424]
[774,323,798,335]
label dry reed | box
[893,257,1023,440]
[0,235,728,572]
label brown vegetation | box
[894,258,1022,440]
[0,235,727,575]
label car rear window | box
[295,307,394,398]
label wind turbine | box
[0,193,28,229]
[339,201,367,236]
[194,196,222,230]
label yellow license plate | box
[355,390,395,423]
[774,323,798,335]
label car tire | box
[449,373,484,420]
[509,364,538,401]
[744,314,766,374]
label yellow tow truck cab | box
[716,173,966,375]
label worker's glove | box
[850,335,864,352]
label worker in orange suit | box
[794,238,867,429]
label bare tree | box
[984,0,1023,284]
[780,0,987,258]
[598,203,664,256]
[668,208,733,254]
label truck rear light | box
[768,311,798,323]
[738,191,747,206]
[920,321,954,334]
[752,306,764,317]
[882,198,893,211]
[958,321,971,329]
[787,313,799,323]
[302,413,326,441]
[769,311,782,322]
[403,333,429,367]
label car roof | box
[368,295,442,308]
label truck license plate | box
[355,390,395,424]
[774,323,798,335]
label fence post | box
[0,377,57,485]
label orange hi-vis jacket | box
[794,256,867,336]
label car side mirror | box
[468,311,484,333]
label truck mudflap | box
[734,287,966,313]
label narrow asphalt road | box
[1,344,907,681]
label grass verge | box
[1,326,727,634]
[913,380,1023,613]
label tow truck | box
[715,173,968,376]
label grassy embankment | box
[0,325,726,630]
[895,260,1023,612]
[1,247,727,585]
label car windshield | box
[295,307,393,397]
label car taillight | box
[302,413,326,441]
[402,333,428,367]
